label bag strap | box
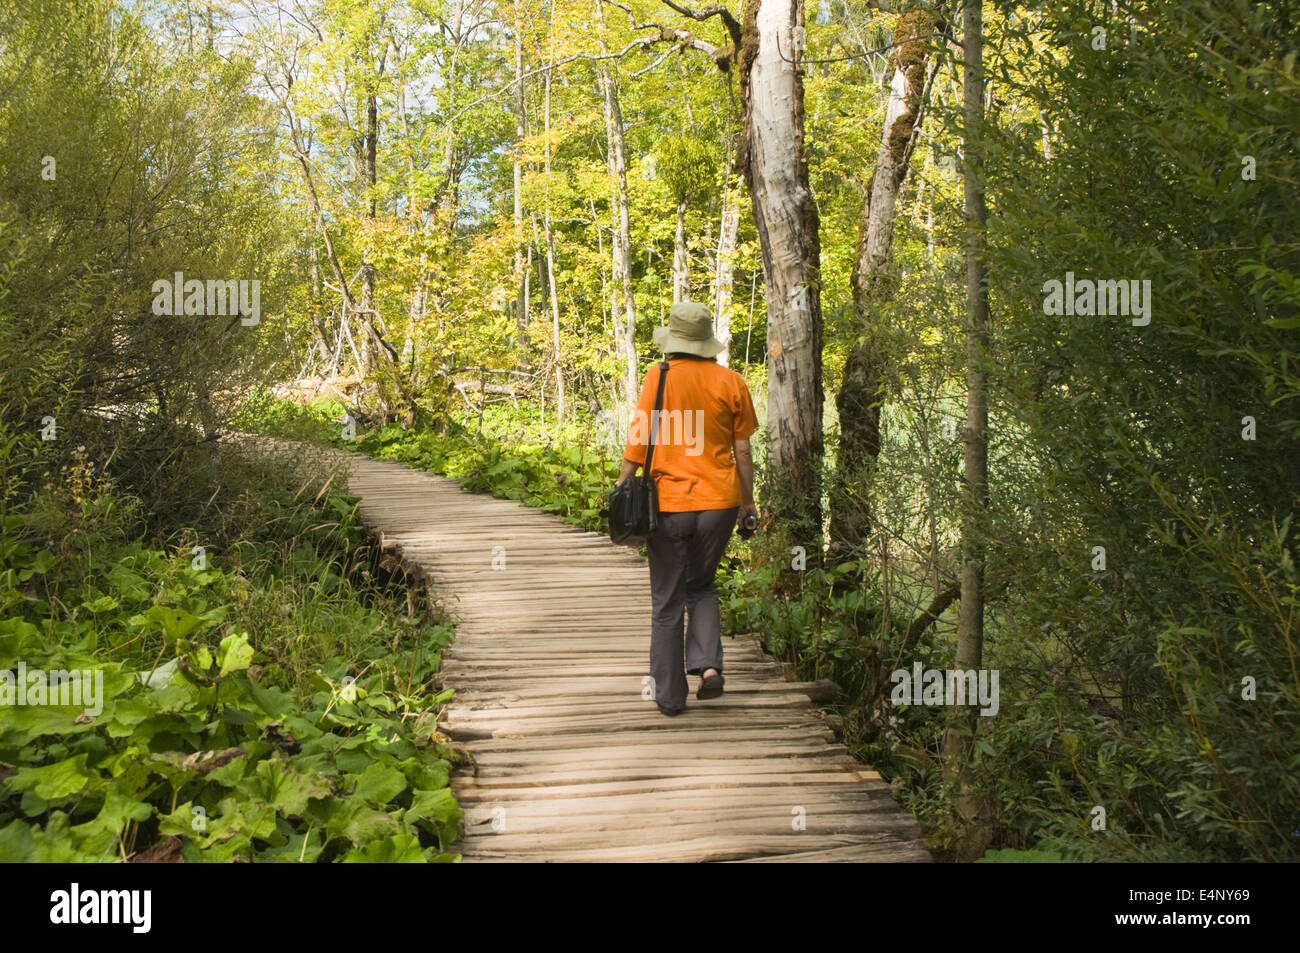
[642,360,670,482]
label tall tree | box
[940,0,989,857]
[737,0,825,546]
[658,0,825,541]
[710,149,741,367]
[542,26,564,423]
[249,0,420,418]
[830,2,944,558]
[594,0,639,408]
[656,132,715,304]
[513,0,531,356]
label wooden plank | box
[457,796,901,830]
[456,832,931,864]
[452,725,838,751]
[456,813,918,849]
[466,742,853,763]
[448,773,882,800]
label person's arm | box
[734,438,758,521]
[732,375,760,522]
[617,458,639,486]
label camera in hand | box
[737,513,758,539]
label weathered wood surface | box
[334,448,931,862]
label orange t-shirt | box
[622,357,759,512]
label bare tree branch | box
[657,0,742,50]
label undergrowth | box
[0,434,464,862]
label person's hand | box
[616,459,638,487]
[739,502,759,524]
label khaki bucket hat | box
[653,301,726,358]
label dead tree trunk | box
[738,0,824,550]
[711,158,741,368]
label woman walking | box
[617,301,759,716]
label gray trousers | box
[646,506,739,711]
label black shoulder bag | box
[603,360,669,547]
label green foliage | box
[0,444,463,863]
[359,423,619,533]
[0,0,291,488]
[721,559,893,689]
[959,0,1300,862]
[654,134,722,207]
[243,394,623,532]
[233,390,353,446]
[975,848,1074,864]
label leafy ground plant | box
[0,444,464,862]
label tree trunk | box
[404,279,423,370]
[711,162,740,368]
[941,0,991,859]
[545,226,563,423]
[523,241,533,358]
[281,97,357,338]
[308,245,332,366]
[604,71,638,406]
[829,6,939,559]
[513,2,530,355]
[359,93,378,376]
[673,199,689,304]
[544,59,564,424]
[437,0,465,229]
[738,0,824,548]
[595,1,638,407]
[408,0,463,389]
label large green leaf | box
[141,606,203,647]
[0,617,39,667]
[216,632,254,677]
[323,797,399,845]
[252,757,333,818]
[8,754,97,800]
[341,832,426,863]
[0,820,35,861]
[407,786,460,827]
[351,761,407,806]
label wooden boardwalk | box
[341,451,932,862]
